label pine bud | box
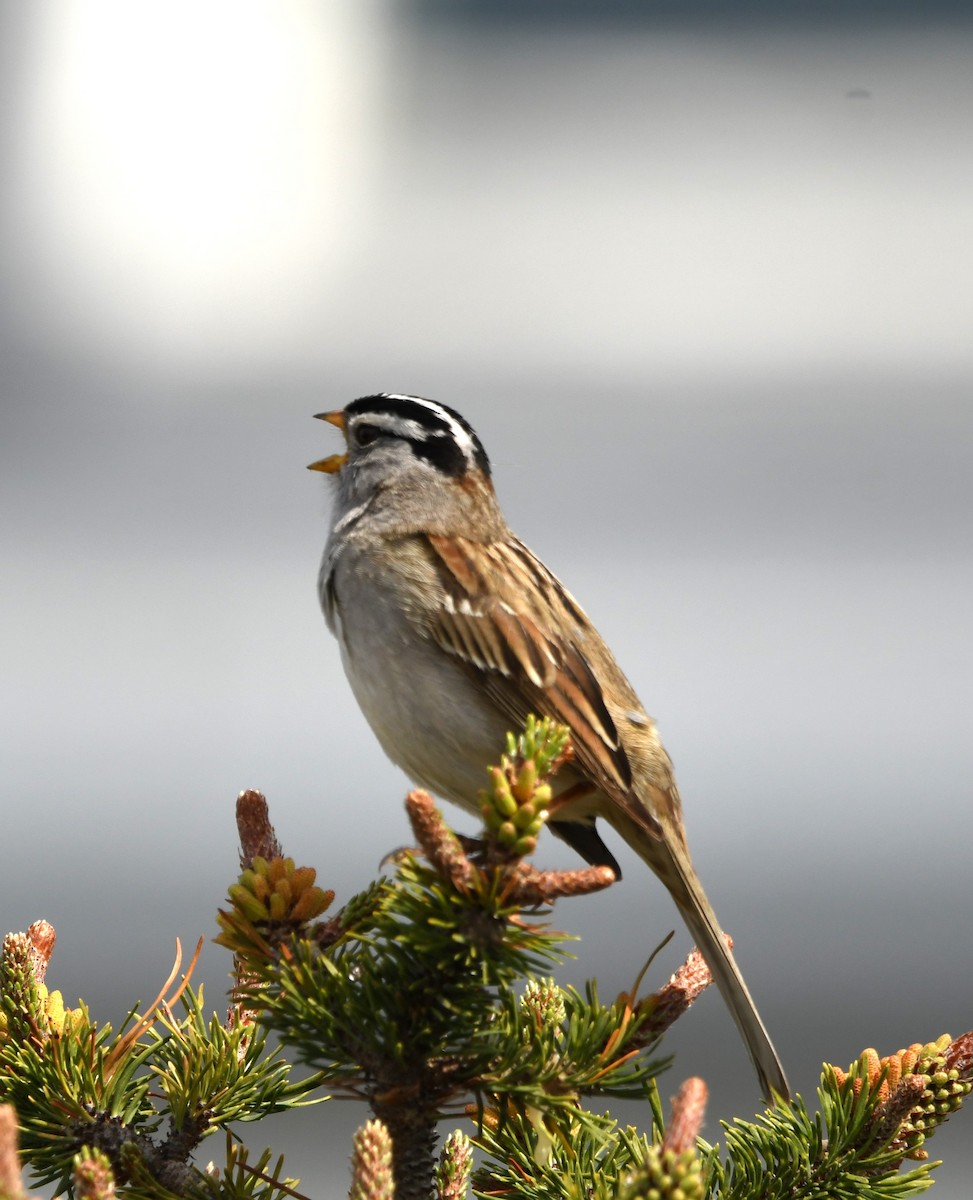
[621,1145,704,1200]
[436,1130,473,1200]
[522,978,566,1028]
[349,1119,393,1200]
[73,1147,116,1200]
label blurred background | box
[2,0,971,1194]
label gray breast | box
[322,543,513,814]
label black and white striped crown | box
[345,393,491,479]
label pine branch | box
[699,1031,973,1200]
[219,719,672,1197]
[0,922,320,1199]
[3,717,969,1199]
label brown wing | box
[426,532,638,807]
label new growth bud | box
[478,716,570,859]
[216,855,335,962]
[831,1033,973,1162]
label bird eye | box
[353,422,381,448]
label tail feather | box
[626,822,790,1102]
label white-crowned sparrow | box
[310,392,789,1101]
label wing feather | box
[426,532,634,802]
[490,604,557,688]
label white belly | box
[324,548,513,814]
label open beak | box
[308,410,348,473]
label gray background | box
[2,2,971,1195]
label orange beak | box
[308,410,348,473]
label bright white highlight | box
[14,2,387,364]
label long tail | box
[626,821,790,1103]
